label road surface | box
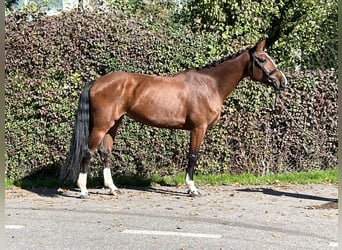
[5,184,338,249]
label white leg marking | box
[186,173,200,196]
[185,173,195,190]
[77,173,89,198]
[103,168,120,195]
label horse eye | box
[258,58,267,63]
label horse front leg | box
[186,126,207,197]
[186,153,200,196]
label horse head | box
[249,39,287,91]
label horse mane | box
[196,47,251,71]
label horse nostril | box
[280,77,287,89]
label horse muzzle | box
[270,72,287,91]
[279,76,287,90]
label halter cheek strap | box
[249,49,279,82]
[249,49,256,78]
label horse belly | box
[127,92,187,129]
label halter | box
[249,49,279,85]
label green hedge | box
[5,8,337,181]
[180,0,338,70]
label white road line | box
[122,229,222,239]
[329,242,338,248]
[5,225,25,230]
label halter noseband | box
[249,49,279,84]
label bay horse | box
[61,39,287,198]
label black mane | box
[196,47,251,71]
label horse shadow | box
[11,163,188,198]
[236,187,338,203]
[15,186,189,199]
[125,186,189,197]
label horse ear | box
[256,39,266,51]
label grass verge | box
[5,168,337,189]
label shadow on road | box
[18,186,190,199]
[236,187,338,203]
[139,186,189,197]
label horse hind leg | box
[99,118,123,195]
[77,127,108,198]
[77,149,92,199]
[100,135,120,195]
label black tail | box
[60,80,96,182]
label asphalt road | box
[5,184,338,250]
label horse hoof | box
[79,193,90,199]
[188,189,201,197]
[109,189,122,196]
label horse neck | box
[200,51,250,102]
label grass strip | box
[5,168,337,189]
